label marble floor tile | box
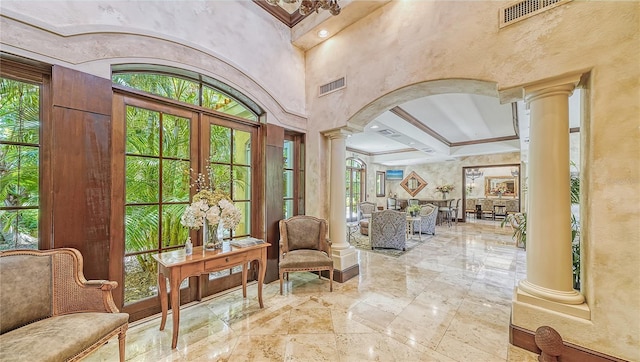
[84,222,540,362]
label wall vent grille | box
[500,0,571,28]
[319,77,346,96]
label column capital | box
[322,123,363,140]
[524,73,582,104]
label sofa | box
[0,248,129,362]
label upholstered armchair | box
[370,210,407,251]
[358,202,377,236]
[278,215,334,295]
[413,203,438,236]
[358,201,377,221]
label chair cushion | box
[0,254,52,334]
[0,312,129,362]
[279,250,333,269]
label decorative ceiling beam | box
[253,0,307,27]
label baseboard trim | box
[320,264,359,283]
[509,323,628,362]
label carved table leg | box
[158,271,168,331]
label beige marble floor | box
[86,220,539,362]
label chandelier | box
[465,168,483,181]
[266,0,341,16]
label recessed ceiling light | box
[409,142,415,145]
[371,125,379,129]
[317,29,329,38]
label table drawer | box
[204,253,248,269]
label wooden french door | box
[111,93,259,321]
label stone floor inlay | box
[85,220,539,362]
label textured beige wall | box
[1,0,638,358]
[0,1,308,129]
[305,1,639,360]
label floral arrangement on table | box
[180,170,242,249]
[435,184,455,194]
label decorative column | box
[324,128,359,282]
[516,75,585,314]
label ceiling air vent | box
[377,129,395,136]
[500,0,572,28]
[319,77,346,97]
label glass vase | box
[442,192,447,200]
[203,222,223,250]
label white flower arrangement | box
[180,172,242,232]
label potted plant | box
[407,204,421,217]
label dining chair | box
[450,198,461,224]
[465,198,477,219]
[387,197,400,210]
[480,199,495,219]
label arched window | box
[346,157,366,222]
[112,65,260,121]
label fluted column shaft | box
[518,76,584,305]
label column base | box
[331,246,359,282]
[515,284,590,320]
[518,279,585,305]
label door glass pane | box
[126,106,159,156]
[233,201,250,237]
[124,253,158,304]
[125,156,159,203]
[162,159,190,202]
[210,125,231,163]
[233,166,251,200]
[211,164,231,195]
[162,204,188,248]
[162,114,190,159]
[125,205,159,253]
[233,130,251,165]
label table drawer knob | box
[225,257,229,262]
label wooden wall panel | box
[264,124,285,283]
[50,66,112,280]
[52,66,112,116]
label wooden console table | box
[152,241,270,348]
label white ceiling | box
[346,91,581,166]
